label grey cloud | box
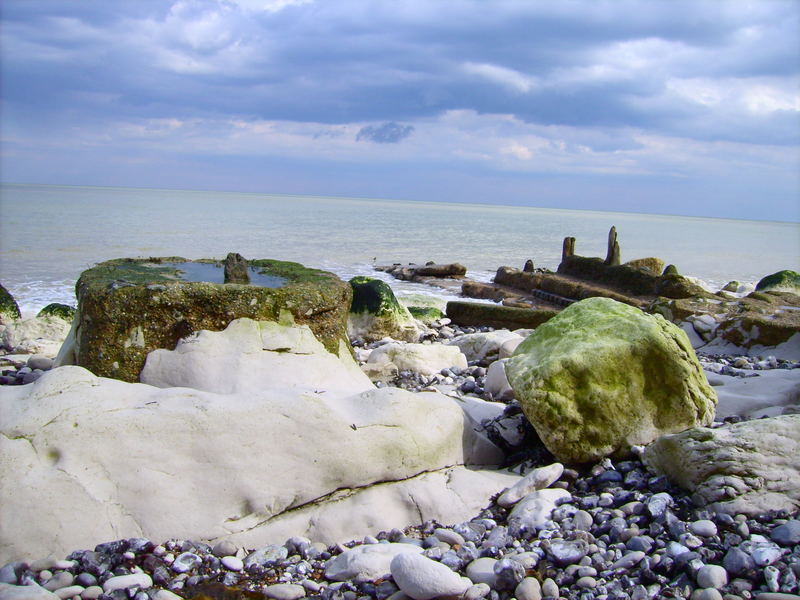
[356,122,414,143]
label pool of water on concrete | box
[161,262,286,288]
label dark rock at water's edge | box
[68,257,351,382]
[223,252,250,284]
[375,262,466,282]
[36,303,76,321]
[0,284,21,321]
[446,301,557,330]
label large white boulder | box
[0,320,510,564]
[141,318,372,398]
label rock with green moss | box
[447,301,558,330]
[348,277,419,342]
[398,294,446,325]
[756,270,800,294]
[0,284,21,322]
[506,297,716,464]
[71,257,351,382]
[36,303,76,321]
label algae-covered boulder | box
[72,257,351,382]
[0,284,21,323]
[654,273,711,299]
[506,297,716,464]
[348,277,419,342]
[36,303,76,321]
[756,270,800,294]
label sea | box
[1,183,798,316]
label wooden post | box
[605,227,621,265]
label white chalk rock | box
[508,488,571,533]
[141,319,372,399]
[0,316,72,357]
[0,320,512,564]
[497,463,564,507]
[446,330,523,363]
[324,543,422,582]
[366,342,467,377]
[390,552,471,600]
[484,359,514,401]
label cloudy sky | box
[1,0,798,221]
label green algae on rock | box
[506,297,716,464]
[36,303,77,321]
[70,257,351,382]
[347,276,419,342]
[0,284,21,322]
[756,270,800,294]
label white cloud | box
[226,0,313,13]
[666,77,800,114]
[462,62,537,93]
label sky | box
[1,0,799,221]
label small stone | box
[646,493,673,519]
[764,565,781,593]
[221,557,243,572]
[390,553,470,600]
[572,510,594,531]
[212,541,238,557]
[466,558,497,586]
[610,551,646,570]
[493,557,525,590]
[547,540,588,566]
[463,583,491,600]
[497,463,564,507]
[262,584,305,600]
[515,577,542,600]
[541,578,558,599]
[80,586,103,600]
[171,552,201,574]
[102,574,153,593]
[690,520,718,537]
[575,576,597,589]
[770,520,800,546]
[696,565,728,589]
[244,545,290,569]
[434,528,465,547]
[43,574,74,592]
[722,547,755,576]
[54,586,84,600]
[74,575,96,588]
[691,590,723,600]
[152,592,183,600]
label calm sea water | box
[1,183,798,315]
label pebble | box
[390,552,470,600]
[771,520,800,545]
[212,541,238,557]
[220,556,243,571]
[102,574,153,593]
[515,577,542,600]
[697,564,728,589]
[465,557,497,586]
[262,583,306,600]
[690,520,719,537]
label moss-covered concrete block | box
[0,284,21,322]
[348,276,419,342]
[506,297,716,464]
[73,257,351,382]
